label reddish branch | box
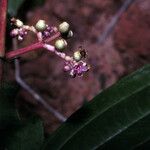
[0,0,7,81]
[0,0,7,57]
[6,42,42,59]
[6,32,61,59]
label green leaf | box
[134,139,150,150]
[0,82,20,148]
[6,117,44,150]
[8,0,46,16]
[0,82,19,129]
[42,65,150,150]
[8,0,26,16]
[98,92,150,150]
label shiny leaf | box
[42,65,150,150]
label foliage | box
[0,83,44,149]
[6,117,44,150]
[8,0,25,16]
[42,65,150,150]
[0,65,149,149]
[0,83,19,128]
[8,0,45,16]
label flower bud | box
[10,29,19,37]
[64,66,70,72]
[55,39,67,50]
[18,35,23,41]
[58,22,70,33]
[73,51,82,61]
[35,20,47,31]
[15,19,24,27]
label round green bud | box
[16,19,24,27]
[35,20,47,31]
[58,22,70,33]
[73,51,82,61]
[55,39,67,50]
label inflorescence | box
[10,18,90,78]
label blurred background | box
[6,0,150,134]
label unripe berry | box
[15,19,24,27]
[55,39,67,50]
[58,22,70,33]
[73,51,82,61]
[35,20,47,31]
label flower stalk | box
[6,32,60,59]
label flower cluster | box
[10,18,57,41]
[10,18,28,41]
[64,60,90,78]
[10,28,27,41]
[10,18,90,77]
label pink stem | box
[0,0,7,81]
[0,0,7,57]
[6,42,43,59]
[6,32,61,59]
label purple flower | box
[10,28,27,41]
[42,26,57,39]
[64,61,90,78]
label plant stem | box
[6,42,43,59]
[0,0,7,81]
[97,0,136,44]
[0,0,7,57]
[13,38,66,122]
[6,32,60,59]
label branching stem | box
[6,32,61,59]
[13,39,67,122]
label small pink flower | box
[64,61,90,77]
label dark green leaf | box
[6,117,44,150]
[0,82,19,129]
[8,0,26,16]
[98,93,150,150]
[8,0,46,17]
[42,65,150,150]
[0,82,20,148]
[134,139,150,150]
